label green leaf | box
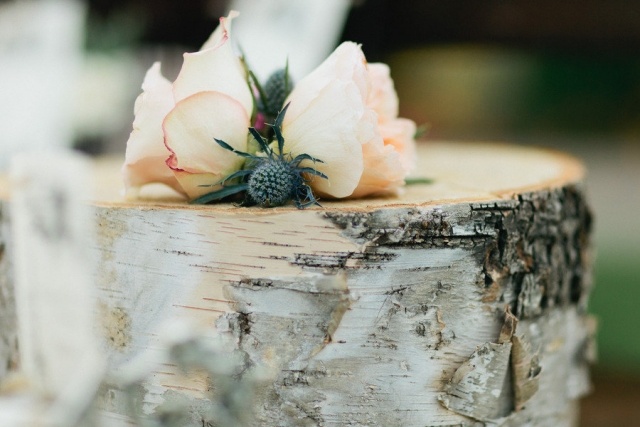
[295,184,322,209]
[248,127,272,155]
[291,153,324,166]
[238,49,260,119]
[249,70,269,113]
[405,177,434,185]
[284,57,291,94]
[220,169,253,185]
[215,139,255,158]
[190,183,249,205]
[272,125,285,156]
[274,102,290,129]
[298,167,328,180]
[272,102,290,155]
[414,123,431,139]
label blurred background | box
[1,0,638,425]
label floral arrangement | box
[122,11,417,208]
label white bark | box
[0,143,595,426]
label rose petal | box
[283,80,366,198]
[172,13,252,117]
[122,62,183,194]
[163,91,249,198]
[367,63,399,122]
[379,118,417,173]
[200,10,239,51]
[170,171,227,200]
[351,137,406,199]
[284,42,369,125]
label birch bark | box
[0,143,596,426]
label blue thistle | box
[262,68,293,117]
[191,103,327,209]
[250,62,293,119]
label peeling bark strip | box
[439,308,542,421]
[0,143,594,426]
[511,333,541,410]
[440,340,514,420]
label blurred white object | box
[71,52,139,140]
[228,0,351,80]
[0,0,85,170]
[2,150,105,426]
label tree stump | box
[0,142,595,426]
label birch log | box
[0,142,595,426]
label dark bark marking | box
[479,186,593,318]
[324,185,592,319]
[291,250,396,271]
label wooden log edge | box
[0,141,586,211]
[0,141,594,427]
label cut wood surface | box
[0,142,594,427]
[97,141,585,208]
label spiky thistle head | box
[250,62,294,120]
[246,159,302,207]
[191,103,327,209]
[262,68,293,117]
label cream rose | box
[349,63,416,198]
[122,13,417,205]
[281,44,416,199]
[122,11,252,199]
[367,63,417,175]
[279,42,372,198]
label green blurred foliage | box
[518,55,640,135]
[591,248,640,375]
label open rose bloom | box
[122,11,417,206]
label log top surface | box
[0,142,584,213]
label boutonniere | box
[122,11,417,208]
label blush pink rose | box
[280,42,373,198]
[349,63,416,198]
[122,14,417,203]
[279,42,417,200]
[367,63,417,174]
[122,62,181,197]
[122,11,253,199]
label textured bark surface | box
[89,186,593,426]
[0,143,595,426]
